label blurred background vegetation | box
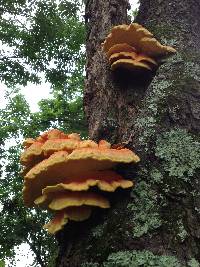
[0,0,87,266]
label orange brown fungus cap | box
[109,52,157,71]
[20,131,98,168]
[109,51,137,64]
[23,147,139,206]
[111,59,152,71]
[35,191,110,210]
[49,191,110,210]
[98,140,111,149]
[42,170,133,194]
[23,138,35,149]
[43,206,92,234]
[20,141,44,167]
[68,133,81,141]
[25,170,133,207]
[20,129,140,234]
[107,43,137,58]
[42,139,80,157]
[43,210,68,234]
[79,140,98,149]
[109,52,157,66]
[102,23,176,56]
[135,54,157,66]
[102,24,152,52]
[37,129,68,142]
[139,37,176,57]
[102,23,176,72]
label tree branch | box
[25,238,46,267]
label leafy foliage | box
[0,72,87,266]
[0,0,87,265]
[0,91,55,266]
[0,0,85,87]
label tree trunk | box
[55,0,200,266]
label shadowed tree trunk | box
[55,0,200,266]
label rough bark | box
[84,0,133,144]
[56,0,200,266]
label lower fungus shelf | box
[20,129,139,234]
[43,206,92,234]
[35,191,111,210]
[41,170,134,194]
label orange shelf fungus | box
[41,170,133,194]
[102,23,176,72]
[20,141,44,167]
[106,43,137,58]
[44,206,92,234]
[98,140,111,149]
[35,191,110,210]
[111,59,152,71]
[79,140,98,149]
[23,138,36,149]
[36,128,70,142]
[20,130,97,168]
[23,147,138,206]
[42,139,80,156]
[109,51,137,64]
[43,209,69,234]
[49,191,110,210]
[20,129,140,234]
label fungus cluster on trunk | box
[20,129,140,234]
[102,23,176,72]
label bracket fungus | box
[35,191,110,210]
[102,23,176,72]
[20,129,140,234]
[43,207,92,234]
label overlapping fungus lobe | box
[102,23,176,72]
[23,147,138,207]
[43,206,92,234]
[35,191,110,210]
[21,129,139,234]
[41,170,134,194]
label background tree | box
[55,0,200,266]
[0,0,87,265]
[0,0,85,87]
